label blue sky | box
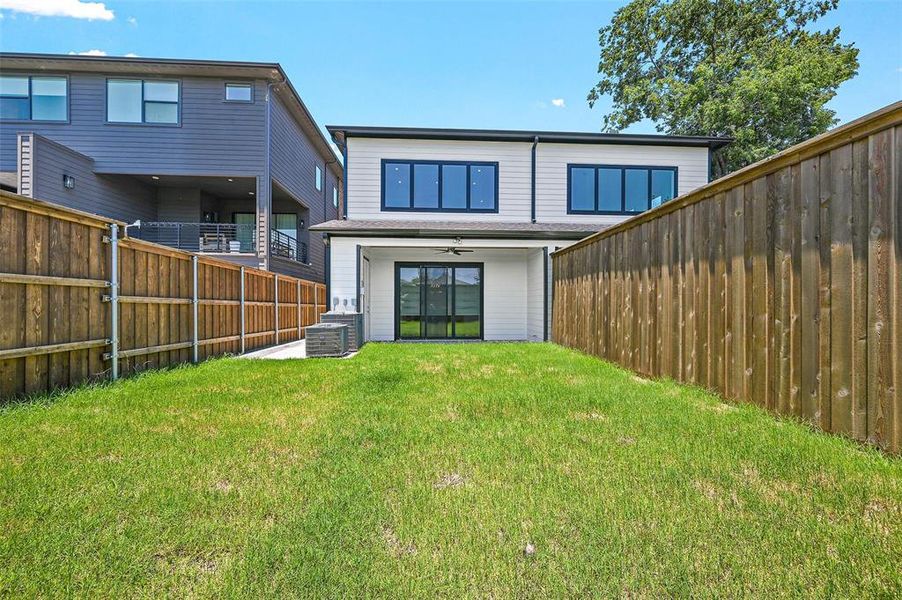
[1,0,900,138]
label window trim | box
[567,164,678,215]
[105,77,181,126]
[380,159,500,213]
[0,74,70,123]
[224,81,254,103]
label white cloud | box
[125,52,138,58]
[69,49,107,56]
[0,0,114,20]
[551,98,566,108]
[127,16,136,25]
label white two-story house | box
[313,126,730,342]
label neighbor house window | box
[107,79,179,124]
[315,165,323,191]
[381,160,498,212]
[568,165,677,214]
[0,75,68,121]
[332,185,338,208]
[224,82,253,102]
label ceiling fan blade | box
[456,249,474,253]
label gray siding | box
[1,67,340,282]
[1,72,268,175]
[269,94,340,282]
[29,133,156,222]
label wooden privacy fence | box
[0,191,326,399]
[552,102,902,453]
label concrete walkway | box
[239,339,358,360]
[240,339,308,360]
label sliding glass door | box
[396,263,482,340]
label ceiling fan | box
[433,247,474,255]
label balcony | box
[135,222,308,265]
[270,228,308,264]
[137,222,256,254]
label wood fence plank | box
[867,129,893,447]
[829,146,854,436]
[818,152,833,430]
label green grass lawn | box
[1,343,900,597]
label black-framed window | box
[224,82,253,102]
[568,164,677,214]
[381,160,498,212]
[107,79,179,124]
[396,263,483,340]
[0,75,68,122]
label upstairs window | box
[381,160,498,212]
[0,75,68,121]
[315,165,323,191]
[568,165,677,214]
[225,82,253,102]
[332,185,339,208]
[107,79,179,124]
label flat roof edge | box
[327,125,732,149]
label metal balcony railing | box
[270,229,308,264]
[136,222,256,254]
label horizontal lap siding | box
[29,134,157,223]
[552,109,902,453]
[364,246,530,341]
[534,143,710,224]
[0,191,326,400]
[270,95,341,283]
[346,137,533,221]
[0,73,267,174]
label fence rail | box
[552,102,902,453]
[0,191,326,399]
[136,221,257,254]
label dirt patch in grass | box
[433,473,467,489]
[382,526,417,557]
[574,411,608,422]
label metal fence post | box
[109,223,120,380]
[296,279,301,339]
[239,266,246,354]
[191,255,199,363]
[274,274,279,345]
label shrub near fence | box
[552,102,902,453]
[0,191,326,399]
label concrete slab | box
[238,339,358,360]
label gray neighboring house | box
[0,52,342,281]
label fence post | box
[109,223,120,380]
[274,274,279,345]
[314,282,318,324]
[297,279,301,339]
[191,255,199,363]
[239,266,246,354]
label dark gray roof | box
[310,219,603,239]
[327,125,731,150]
[0,52,342,174]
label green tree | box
[588,0,859,177]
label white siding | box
[345,137,710,225]
[347,137,531,221]
[526,248,546,341]
[328,236,570,342]
[534,143,710,224]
